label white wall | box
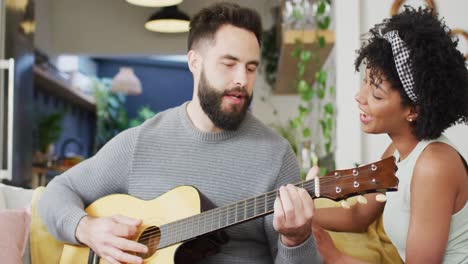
[36,0,276,56]
[335,0,468,168]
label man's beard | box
[198,70,252,131]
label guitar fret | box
[235,203,238,222]
[246,198,255,219]
[244,200,247,220]
[254,196,256,216]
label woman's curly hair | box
[355,6,468,140]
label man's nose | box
[233,67,247,87]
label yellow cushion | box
[29,187,65,264]
[315,198,403,264]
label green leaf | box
[327,117,333,130]
[320,167,328,176]
[324,103,334,115]
[300,50,312,62]
[329,85,335,95]
[290,117,301,129]
[318,36,326,48]
[318,16,330,30]
[291,46,301,58]
[317,1,326,15]
[316,70,327,84]
[298,105,309,115]
[293,8,303,20]
[303,127,311,138]
[298,80,309,93]
[298,63,305,76]
[320,119,326,132]
[301,89,314,101]
[325,141,331,154]
[317,88,325,99]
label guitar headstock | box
[318,156,398,201]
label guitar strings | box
[137,172,386,246]
[135,169,390,246]
[136,169,387,245]
[143,178,387,250]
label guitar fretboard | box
[158,180,317,248]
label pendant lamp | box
[145,5,190,33]
[111,67,142,95]
[126,0,183,7]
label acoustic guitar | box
[59,157,398,264]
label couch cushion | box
[0,207,31,263]
[0,188,5,209]
[30,187,64,264]
[0,183,33,209]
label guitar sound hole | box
[137,226,160,259]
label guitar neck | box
[157,156,398,249]
[158,180,317,249]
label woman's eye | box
[372,93,382,100]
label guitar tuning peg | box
[375,193,387,203]
[357,195,368,204]
[341,200,351,209]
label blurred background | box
[0,0,466,188]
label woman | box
[309,7,468,264]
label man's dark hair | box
[187,2,263,51]
[355,6,468,140]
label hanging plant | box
[287,0,335,178]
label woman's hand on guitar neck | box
[76,215,148,264]
[273,182,316,247]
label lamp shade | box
[145,5,190,33]
[111,67,142,95]
[126,0,182,7]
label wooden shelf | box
[34,66,96,112]
[275,29,335,94]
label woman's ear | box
[406,106,419,122]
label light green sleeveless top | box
[383,135,468,263]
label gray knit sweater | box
[38,102,321,263]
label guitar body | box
[60,185,228,264]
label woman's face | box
[355,69,412,136]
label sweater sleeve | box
[264,144,323,264]
[37,127,140,244]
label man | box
[38,3,321,264]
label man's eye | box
[247,67,257,72]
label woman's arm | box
[312,224,372,264]
[405,142,466,263]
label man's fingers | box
[298,188,314,219]
[279,185,296,221]
[306,166,320,181]
[105,246,143,264]
[111,236,148,254]
[112,214,142,226]
[273,196,284,228]
[111,222,138,238]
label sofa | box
[0,183,64,264]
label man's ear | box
[187,50,201,74]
